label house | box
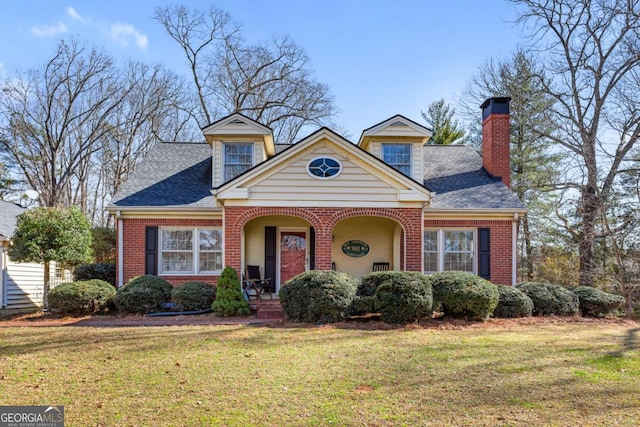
[107,97,526,294]
[0,200,71,310]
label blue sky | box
[0,0,526,139]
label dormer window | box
[382,143,411,176]
[224,143,253,181]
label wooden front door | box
[279,230,307,287]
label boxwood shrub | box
[571,286,625,317]
[73,262,116,286]
[431,271,499,320]
[279,270,358,323]
[113,275,173,314]
[493,285,534,318]
[516,282,579,316]
[171,281,217,311]
[372,272,432,324]
[350,271,404,315]
[48,279,116,316]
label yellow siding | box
[245,143,405,202]
[212,140,264,187]
[369,140,424,182]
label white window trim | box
[306,156,343,180]
[159,227,223,275]
[223,142,254,182]
[381,142,412,176]
[423,229,477,274]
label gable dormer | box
[358,115,432,183]
[202,113,275,187]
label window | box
[382,143,411,175]
[160,228,222,274]
[423,229,475,273]
[224,143,253,181]
[307,157,342,179]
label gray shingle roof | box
[108,140,525,212]
[0,200,26,239]
[108,143,217,209]
[423,145,526,210]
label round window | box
[307,157,342,179]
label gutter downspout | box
[1,245,5,308]
[512,213,519,286]
[117,211,124,288]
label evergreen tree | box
[212,267,251,317]
[421,99,465,145]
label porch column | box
[314,228,333,270]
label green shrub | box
[212,267,251,317]
[431,271,499,320]
[172,281,217,311]
[373,272,432,324]
[571,286,625,317]
[73,262,116,286]
[279,270,358,323]
[516,282,579,316]
[113,275,173,314]
[49,279,115,316]
[494,285,534,318]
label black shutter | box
[478,228,490,279]
[145,226,158,275]
[309,227,315,270]
[264,226,277,281]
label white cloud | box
[67,7,86,24]
[32,22,68,37]
[110,23,148,50]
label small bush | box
[431,271,499,320]
[516,282,579,316]
[113,275,173,314]
[49,279,115,316]
[212,267,251,317]
[172,281,217,311]
[280,270,358,323]
[372,272,432,324]
[73,262,116,286]
[571,286,625,317]
[494,285,534,318]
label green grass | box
[0,323,638,426]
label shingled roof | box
[108,143,217,209]
[0,200,25,239]
[423,145,525,210]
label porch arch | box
[231,207,324,234]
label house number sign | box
[342,240,370,258]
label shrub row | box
[49,279,115,316]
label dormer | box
[202,113,275,187]
[358,115,432,183]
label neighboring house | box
[107,97,526,291]
[0,201,71,309]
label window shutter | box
[478,228,490,279]
[309,227,315,270]
[145,226,158,275]
[264,226,277,281]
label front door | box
[279,230,307,288]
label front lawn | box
[0,322,638,426]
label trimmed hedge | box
[571,286,625,317]
[49,279,115,316]
[73,263,116,286]
[280,270,358,323]
[431,271,499,320]
[516,282,579,316]
[212,267,251,317]
[172,281,217,311]
[113,275,173,314]
[494,285,534,318]
[373,272,432,324]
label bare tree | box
[512,0,640,286]
[154,4,338,143]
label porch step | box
[251,299,285,320]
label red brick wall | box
[118,218,222,286]
[424,219,514,286]
[482,113,511,188]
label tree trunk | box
[579,182,598,286]
[522,215,534,280]
[43,261,50,310]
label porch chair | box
[372,262,390,272]
[244,265,275,300]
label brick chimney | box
[481,97,511,188]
